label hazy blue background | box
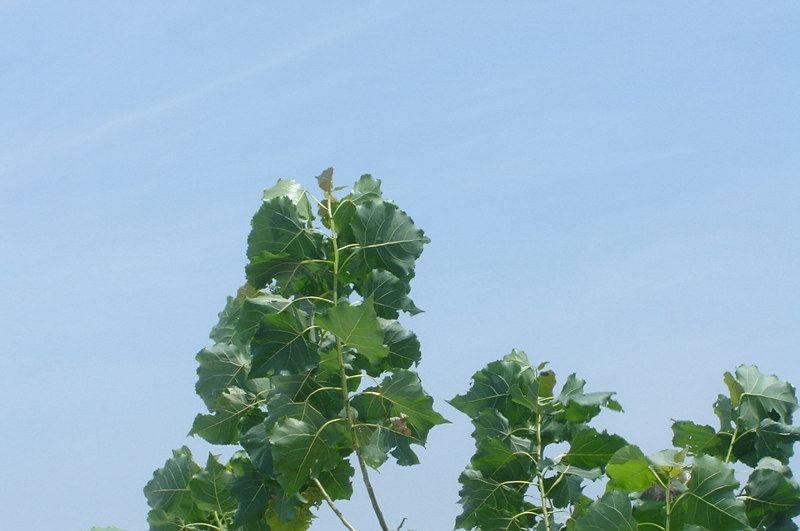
[2,3,798,530]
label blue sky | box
[2,3,798,530]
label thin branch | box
[314,477,357,531]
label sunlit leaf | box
[316,299,388,366]
[562,428,627,470]
[671,455,748,530]
[144,447,202,521]
[188,454,237,514]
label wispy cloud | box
[0,6,403,180]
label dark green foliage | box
[142,170,800,531]
[451,356,800,531]
[145,171,445,530]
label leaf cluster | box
[451,354,800,531]
[450,350,625,530]
[141,171,800,531]
[145,171,446,530]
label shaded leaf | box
[268,417,349,496]
[246,250,329,297]
[236,294,293,345]
[249,310,318,378]
[229,454,272,527]
[316,460,355,500]
[543,473,585,508]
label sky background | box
[2,3,799,530]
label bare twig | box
[313,477,357,531]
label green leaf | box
[730,365,798,430]
[316,299,389,366]
[144,447,203,521]
[262,178,313,222]
[345,200,429,280]
[733,419,800,466]
[236,293,293,344]
[189,387,257,444]
[543,473,585,508]
[349,174,383,204]
[268,417,350,496]
[370,369,448,441]
[471,437,535,482]
[574,490,636,530]
[145,509,197,531]
[239,413,274,475]
[249,310,318,378]
[672,420,718,455]
[671,455,748,531]
[556,374,618,423]
[210,295,243,345]
[562,428,628,470]
[606,445,658,492]
[229,453,272,527]
[188,453,237,514]
[714,394,735,431]
[379,318,422,372]
[455,466,527,530]
[743,457,800,528]
[247,196,324,289]
[246,250,330,297]
[316,460,355,500]
[470,409,536,454]
[450,358,529,426]
[356,269,421,319]
[194,343,270,410]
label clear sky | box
[2,3,798,530]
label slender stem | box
[535,402,551,531]
[663,475,671,531]
[724,425,739,464]
[212,511,223,529]
[327,196,390,531]
[314,477,357,531]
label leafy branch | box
[144,170,446,530]
[141,170,800,531]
